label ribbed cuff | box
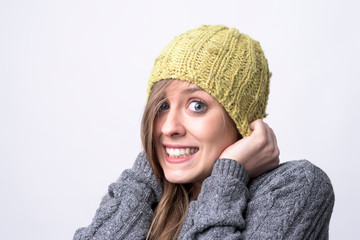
[212,158,249,185]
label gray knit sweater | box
[73,152,334,239]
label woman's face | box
[153,80,238,186]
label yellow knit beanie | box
[147,25,271,137]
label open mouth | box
[165,147,199,158]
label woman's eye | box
[159,102,170,111]
[188,101,206,113]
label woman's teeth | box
[165,147,198,158]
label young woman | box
[74,25,334,240]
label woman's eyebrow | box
[181,87,203,95]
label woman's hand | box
[220,119,280,178]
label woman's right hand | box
[219,119,280,178]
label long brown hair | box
[141,80,190,240]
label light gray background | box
[1,0,359,239]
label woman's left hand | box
[219,119,280,178]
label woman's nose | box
[161,109,186,137]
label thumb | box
[249,119,264,132]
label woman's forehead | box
[166,79,203,92]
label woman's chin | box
[164,171,193,184]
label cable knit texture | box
[73,153,334,239]
[73,152,162,240]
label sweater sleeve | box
[177,158,250,239]
[243,160,334,240]
[178,159,334,240]
[73,152,162,240]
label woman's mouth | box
[165,147,199,158]
[164,146,199,163]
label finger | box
[263,122,270,138]
[272,157,280,168]
[271,133,280,161]
[268,126,278,146]
[259,123,274,153]
[267,126,280,160]
[250,120,269,150]
[249,119,265,133]
[263,123,273,143]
